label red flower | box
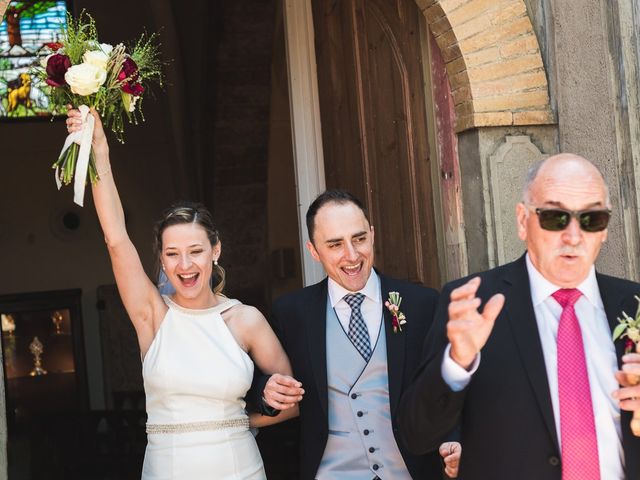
[626,338,635,354]
[117,57,144,96]
[44,42,64,52]
[45,54,72,87]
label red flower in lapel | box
[385,291,407,333]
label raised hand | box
[65,105,108,154]
[439,441,461,478]
[447,277,504,370]
[263,373,304,410]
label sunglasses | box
[528,206,611,232]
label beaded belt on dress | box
[146,417,249,434]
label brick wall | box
[416,0,554,131]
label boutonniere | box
[613,295,640,354]
[385,291,407,333]
[613,295,640,437]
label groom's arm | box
[246,372,280,416]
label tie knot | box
[344,293,365,310]
[552,288,582,308]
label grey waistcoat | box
[315,300,411,480]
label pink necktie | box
[553,288,600,480]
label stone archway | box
[416,0,554,131]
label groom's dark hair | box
[306,189,370,244]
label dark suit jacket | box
[398,254,640,479]
[271,272,443,480]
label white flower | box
[99,43,113,55]
[88,41,113,54]
[129,95,139,112]
[629,327,640,343]
[82,43,113,70]
[65,63,107,95]
[83,49,110,71]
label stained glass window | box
[0,1,68,119]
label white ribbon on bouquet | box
[55,104,95,207]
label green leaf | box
[613,323,628,341]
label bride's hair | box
[153,201,225,294]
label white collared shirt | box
[442,255,624,478]
[327,271,382,345]
[526,254,623,479]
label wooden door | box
[312,0,440,287]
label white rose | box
[88,41,113,54]
[99,43,113,55]
[65,63,107,96]
[83,49,110,70]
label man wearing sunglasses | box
[398,153,640,479]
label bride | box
[66,107,303,479]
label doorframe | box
[282,0,326,286]
[418,18,469,284]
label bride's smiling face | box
[161,223,220,302]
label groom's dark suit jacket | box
[398,254,640,479]
[271,272,443,480]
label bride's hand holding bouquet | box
[35,11,163,206]
[65,105,108,175]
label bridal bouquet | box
[34,11,163,206]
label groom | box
[259,190,457,479]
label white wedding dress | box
[141,296,266,479]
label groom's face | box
[307,201,375,292]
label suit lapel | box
[504,256,559,451]
[380,275,406,416]
[305,279,329,417]
[597,274,628,367]
[596,274,640,477]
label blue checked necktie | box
[343,293,372,361]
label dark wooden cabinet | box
[0,289,89,479]
[0,289,88,421]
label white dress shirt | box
[328,271,382,346]
[442,255,624,478]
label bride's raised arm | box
[66,108,165,354]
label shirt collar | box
[327,270,381,308]
[525,252,602,309]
